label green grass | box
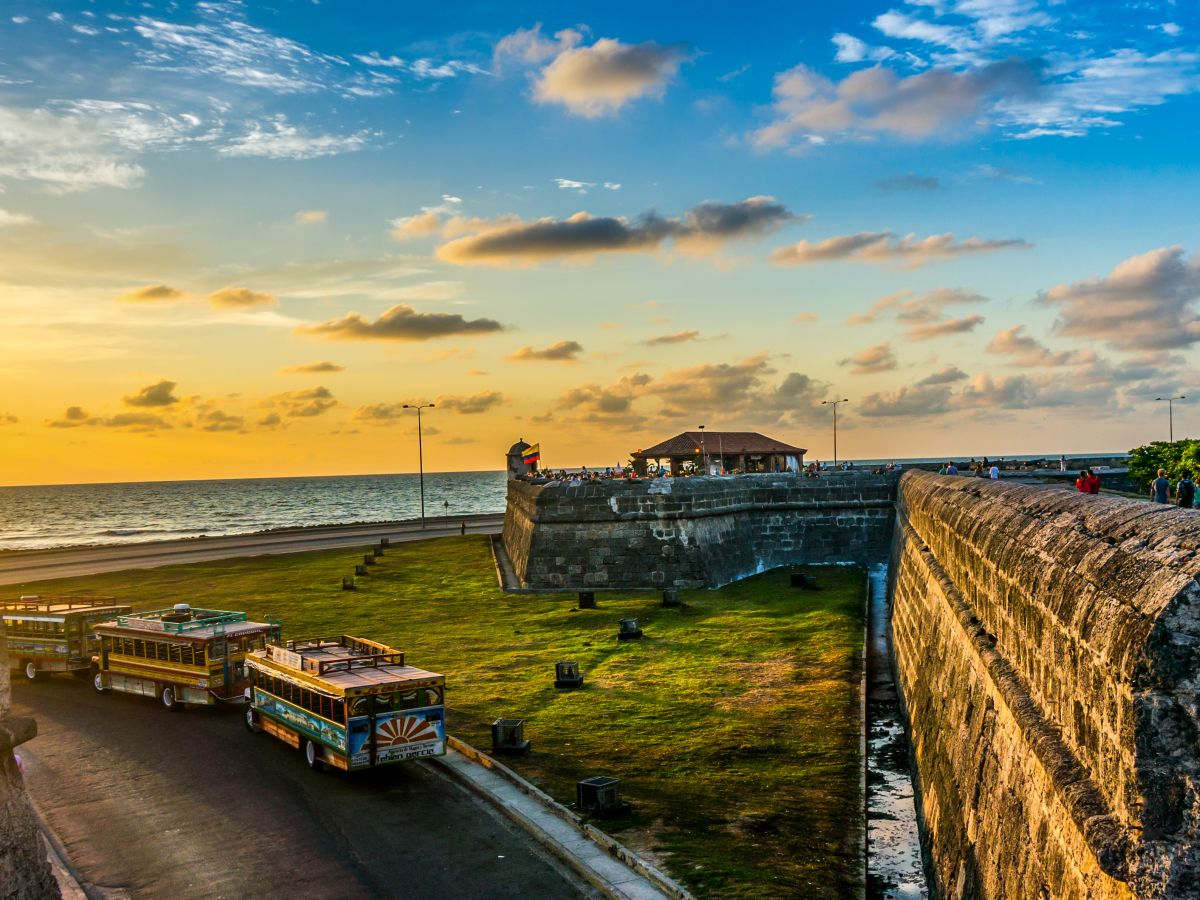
[8,537,865,898]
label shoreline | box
[0,514,506,586]
[0,510,506,555]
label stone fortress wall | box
[1,630,59,898]
[891,470,1200,899]
[503,472,898,589]
[504,467,1200,897]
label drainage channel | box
[866,563,928,899]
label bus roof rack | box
[115,607,248,633]
[274,635,406,675]
[3,596,122,613]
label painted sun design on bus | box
[376,716,439,746]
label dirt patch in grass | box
[7,536,866,898]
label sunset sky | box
[1,0,1199,485]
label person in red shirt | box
[1087,469,1101,494]
[1075,471,1090,493]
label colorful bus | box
[3,596,133,681]
[245,635,446,772]
[92,604,279,710]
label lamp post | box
[402,403,435,528]
[821,398,850,468]
[698,425,706,475]
[1155,395,1186,442]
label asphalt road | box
[13,677,589,900]
[0,514,506,585]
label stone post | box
[0,621,61,898]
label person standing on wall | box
[1152,468,1172,504]
[1176,471,1196,508]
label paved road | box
[13,677,588,900]
[0,515,505,585]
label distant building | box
[632,431,806,476]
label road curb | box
[25,787,89,900]
[434,736,693,900]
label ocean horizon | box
[0,451,1129,551]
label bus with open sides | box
[244,635,446,772]
[92,603,279,710]
[3,596,133,681]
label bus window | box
[169,644,182,663]
[133,639,145,657]
[211,639,226,660]
[157,642,169,661]
[332,699,345,723]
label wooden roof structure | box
[633,431,806,459]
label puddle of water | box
[866,564,929,900]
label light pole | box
[821,398,849,468]
[698,425,706,475]
[1155,396,1186,442]
[402,402,435,527]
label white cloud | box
[497,25,691,117]
[832,33,897,64]
[1041,246,1200,352]
[294,209,327,224]
[219,117,372,160]
[555,177,594,193]
[0,209,35,227]
[769,231,1029,268]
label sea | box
[0,452,1129,552]
[0,472,508,551]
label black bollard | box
[491,718,531,755]
[461,522,466,536]
[380,537,390,547]
[341,577,356,591]
[554,661,584,689]
[617,617,643,641]
[662,589,681,607]
[576,776,631,816]
[364,554,376,566]
[577,591,596,609]
[373,546,384,558]
[355,564,368,576]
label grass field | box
[9,536,866,898]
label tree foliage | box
[1128,439,1200,487]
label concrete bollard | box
[617,617,643,641]
[491,718,531,755]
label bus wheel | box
[244,707,262,734]
[304,740,325,772]
[93,671,109,693]
[160,685,182,711]
[22,661,39,682]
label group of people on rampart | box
[1150,468,1197,507]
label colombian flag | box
[522,443,540,464]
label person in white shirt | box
[989,465,1000,479]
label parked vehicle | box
[245,635,446,772]
[92,604,279,710]
[3,596,133,681]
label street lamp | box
[821,398,850,468]
[402,403,435,528]
[1155,395,1186,442]
[698,425,706,475]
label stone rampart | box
[503,472,897,589]
[891,470,1200,898]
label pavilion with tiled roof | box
[631,431,806,476]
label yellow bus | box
[93,604,279,711]
[3,596,133,681]
[245,635,446,772]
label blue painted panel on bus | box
[255,690,347,752]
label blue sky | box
[0,0,1198,482]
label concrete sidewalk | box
[436,739,690,900]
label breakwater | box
[503,472,898,589]
[890,470,1200,898]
